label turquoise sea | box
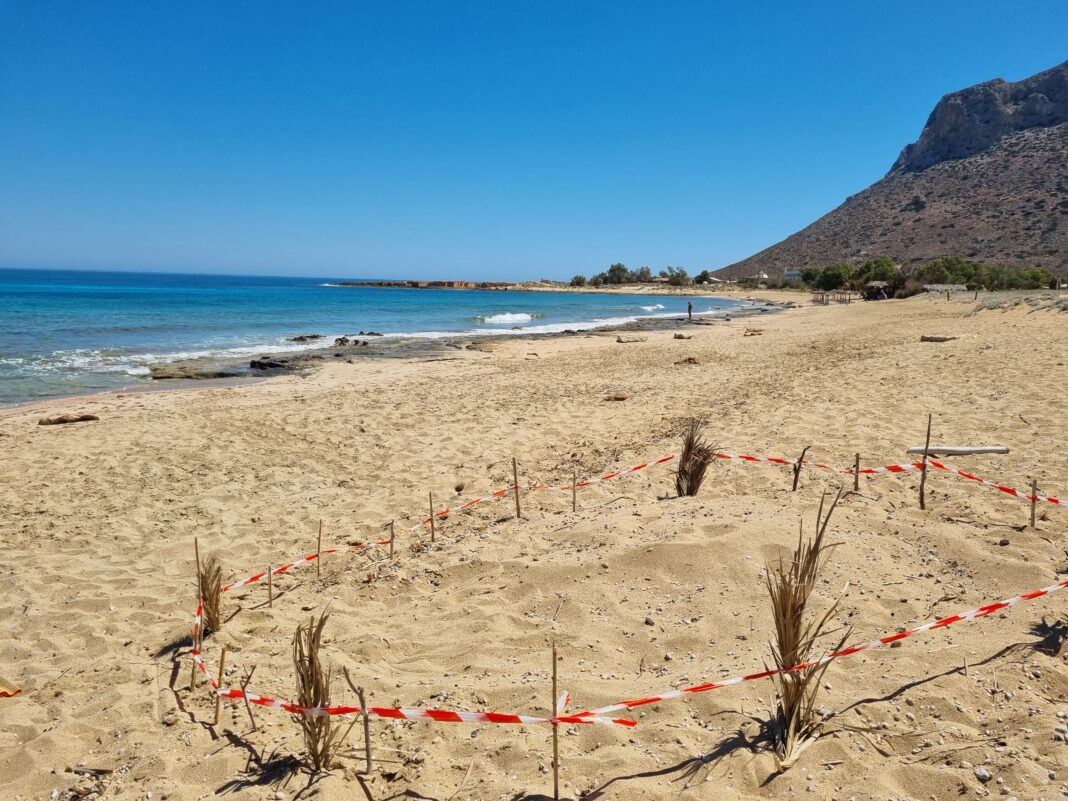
[0,268,741,406]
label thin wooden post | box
[240,666,257,731]
[316,519,322,578]
[853,453,860,491]
[191,537,203,690]
[389,520,395,559]
[552,640,559,801]
[213,644,228,726]
[919,413,932,510]
[571,466,577,513]
[513,457,522,519]
[428,492,436,543]
[1030,479,1038,529]
[791,446,810,492]
[267,565,273,608]
[358,686,372,774]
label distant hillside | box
[719,60,1068,277]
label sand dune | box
[2,292,1067,800]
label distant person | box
[687,301,693,321]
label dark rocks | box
[249,357,290,370]
[357,331,383,337]
[148,363,244,380]
[288,334,324,342]
[333,336,350,346]
[38,413,99,426]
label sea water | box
[0,268,740,406]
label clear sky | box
[1,2,1065,280]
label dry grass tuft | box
[200,553,224,635]
[765,490,848,770]
[293,611,347,772]
[675,418,714,497]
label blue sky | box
[1,2,1065,280]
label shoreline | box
[1,295,793,416]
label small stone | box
[644,617,655,626]
[663,652,673,661]
[999,538,1010,547]
[975,767,992,782]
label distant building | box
[783,269,802,281]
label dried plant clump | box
[199,553,224,635]
[293,611,346,772]
[765,490,848,771]
[675,418,714,497]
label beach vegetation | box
[765,491,848,771]
[569,274,587,287]
[675,418,713,497]
[293,611,350,771]
[200,553,224,635]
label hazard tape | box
[929,460,1063,506]
[533,454,678,491]
[187,443,1062,730]
[193,553,634,727]
[408,449,1061,534]
[571,577,1068,719]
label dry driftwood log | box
[38,414,99,426]
[615,335,647,343]
[906,444,1009,456]
[919,335,958,342]
[673,333,694,340]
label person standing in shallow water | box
[687,301,692,321]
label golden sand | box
[2,293,1067,800]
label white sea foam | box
[640,303,666,311]
[475,312,541,324]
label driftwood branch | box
[919,335,958,342]
[906,445,1008,456]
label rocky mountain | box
[718,60,1068,277]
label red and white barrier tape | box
[928,460,1063,506]
[533,455,678,492]
[571,577,1068,719]
[188,443,1061,727]
[194,557,633,726]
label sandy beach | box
[3,292,1067,801]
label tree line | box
[570,264,718,287]
[797,257,1058,296]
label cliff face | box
[891,61,1068,173]
[719,61,1068,277]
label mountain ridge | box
[719,61,1068,277]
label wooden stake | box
[919,414,932,510]
[791,446,810,492]
[1030,479,1038,529]
[213,644,228,726]
[429,492,436,543]
[571,465,577,513]
[513,457,522,519]
[240,666,258,731]
[552,640,559,801]
[317,519,322,578]
[853,453,860,491]
[389,520,395,559]
[358,686,372,774]
[267,565,273,608]
[191,537,203,690]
